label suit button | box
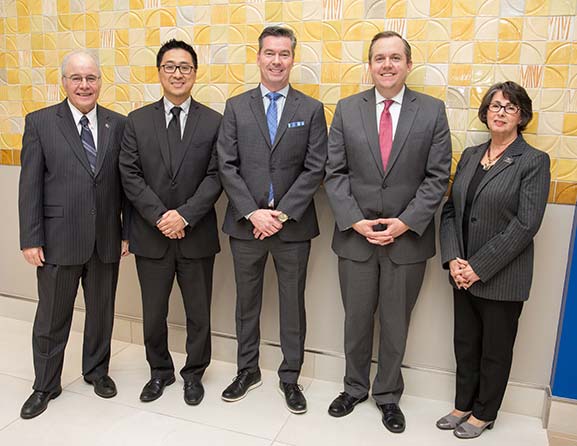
[90,209,96,215]
[471,217,477,223]
[376,212,382,217]
[170,182,176,188]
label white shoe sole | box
[277,386,307,414]
[221,380,262,402]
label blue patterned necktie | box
[266,92,282,207]
[80,115,97,173]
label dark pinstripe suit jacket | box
[18,100,128,265]
[440,135,550,301]
[119,98,222,259]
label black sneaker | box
[278,381,307,414]
[221,369,262,402]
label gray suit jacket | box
[19,100,128,265]
[324,87,452,264]
[439,135,550,301]
[217,85,327,241]
[119,98,222,259]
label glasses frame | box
[488,102,520,115]
[62,75,101,85]
[160,64,196,75]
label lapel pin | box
[105,123,110,129]
[503,157,513,164]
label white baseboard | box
[0,293,548,419]
[548,399,577,436]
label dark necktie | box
[167,106,182,174]
[80,115,97,173]
[379,99,394,171]
[266,92,282,207]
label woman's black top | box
[462,162,488,255]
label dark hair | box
[368,31,412,63]
[156,39,198,70]
[478,81,533,132]
[258,26,297,55]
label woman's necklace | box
[481,138,515,171]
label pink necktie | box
[379,99,394,171]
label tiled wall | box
[1,0,576,204]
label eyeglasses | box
[488,102,520,115]
[160,64,195,75]
[63,75,101,85]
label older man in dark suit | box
[18,50,129,419]
[324,31,452,432]
[120,39,221,406]
[218,26,327,414]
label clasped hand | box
[157,210,186,239]
[250,209,283,240]
[449,257,480,290]
[352,217,409,246]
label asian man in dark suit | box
[217,26,327,414]
[119,39,221,406]
[324,31,452,433]
[18,50,129,419]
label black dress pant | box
[33,251,119,392]
[135,241,214,383]
[453,288,523,421]
[230,236,310,384]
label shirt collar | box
[260,83,290,99]
[67,99,97,126]
[375,85,405,106]
[163,96,191,115]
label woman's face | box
[486,90,522,139]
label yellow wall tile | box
[557,159,577,181]
[449,64,472,86]
[265,2,282,22]
[498,42,521,64]
[564,114,577,136]
[452,0,476,15]
[321,63,341,84]
[546,42,572,64]
[386,0,407,18]
[322,22,342,41]
[525,0,549,15]
[544,66,569,88]
[499,18,522,40]
[211,5,228,24]
[451,18,474,41]
[430,0,451,17]
[322,42,342,63]
[428,42,449,63]
[474,42,497,64]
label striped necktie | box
[80,115,97,173]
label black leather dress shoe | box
[183,381,204,406]
[20,388,62,419]
[84,375,117,398]
[278,382,307,414]
[378,403,406,433]
[221,369,262,402]
[139,376,175,402]
[328,392,368,417]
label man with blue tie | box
[217,26,327,414]
[18,50,129,419]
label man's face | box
[158,48,196,105]
[369,36,412,98]
[257,36,294,91]
[62,53,101,114]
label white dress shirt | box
[375,85,405,140]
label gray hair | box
[258,26,297,55]
[61,50,101,77]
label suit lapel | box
[272,87,300,152]
[359,88,384,177]
[473,135,525,203]
[152,99,172,175]
[249,88,272,147]
[457,144,486,215]
[56,100,93,176]
[94,105,111,177]
[172,98,201,178]
[384,88,418,179]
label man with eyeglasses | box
[120,39,222,406]
[217,26,327,414]
[18,50,130,419]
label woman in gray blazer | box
[437,81,550,439]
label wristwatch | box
[277,212,289,223]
